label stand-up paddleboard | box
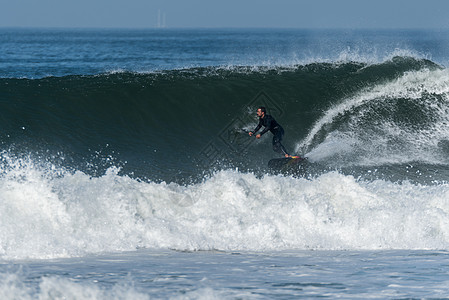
[268,155,307,173]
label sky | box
[1,0,449,29]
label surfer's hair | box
[259,106,267,114]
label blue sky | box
[2,0,449,29]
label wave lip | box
[300,61,449,168]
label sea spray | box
[301,67,449,167]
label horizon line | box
[0,26,446,31]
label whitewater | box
[2,28,449,299]
[3,159,449,260]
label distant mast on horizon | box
[157,9,166,28]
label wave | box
[0,270,150,299]
[301,67,449,164]
[0,56,445,182]
[2,157,449,260]
[3,55,449,259]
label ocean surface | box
[2,27,449,298]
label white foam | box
[0,271,150,300]
[100,47,428,78]
[298,68,449,166]
[2,154,449,260]
[0,272,32,300]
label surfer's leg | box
[272,129,289,157]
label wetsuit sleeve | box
[252,119,262,133]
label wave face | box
[1,57,444,181]
[2,55,449,258]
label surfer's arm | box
[250,121,262,135]
[259,127,269,136]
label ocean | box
[1,27,449,298]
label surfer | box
[249,106,291,158]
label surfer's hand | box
[256,134,261,139]
[249,131,253,136]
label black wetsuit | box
[252,114,289,156]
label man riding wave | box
[249,106,292,158]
